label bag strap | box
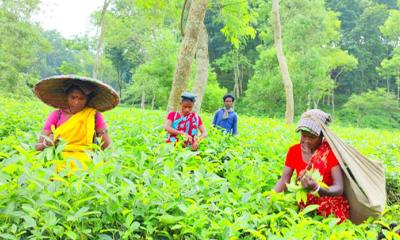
[95,111,98,129]
[56,109,62,127]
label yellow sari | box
[54,107,96,172]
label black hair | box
[65,84,86,95]
[181,97,195,103]
[223,93,235,102]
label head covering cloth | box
[296,109,331,136]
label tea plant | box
[0,97,399,239]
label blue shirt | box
[212,109,238,135]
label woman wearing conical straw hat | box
[34,75,119,172]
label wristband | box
[312,185,321,194]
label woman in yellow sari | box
[34,75,119,171]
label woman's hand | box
[181,132,193,143]
[46,134,60,146]
[35,130,56,151]
[300,175,319,192]
[191,139,199,151]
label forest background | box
[1,0,400,128]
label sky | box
[33,0,104,38]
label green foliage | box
[335,3,391,95]
[378,3,400,94]
[213,47,253,92]
[339,88,400,128]
[0,97,399,238]
[200,71,227,113]
[123,53,175,108]
[211,0,257,48]
[241,47,284,116]
[380,9,400,40]
[3,0,400,120]
[0,1,50,95]
[243,0,356,116]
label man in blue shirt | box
[212,93,238,135]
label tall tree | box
[326,49,358,113]
[208,1,257,95]
[0,0,49,95]
[328,1,391,97]
[379,3,400,101]
[244,0,352,117]
[93,0,111,79]
[271,0,294,124]
[192,23,209,112]
[167,0,208,112]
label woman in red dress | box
[274,109,350,222]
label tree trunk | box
[271,0,294,124]
[396,77,400,105]
[151,94,155,110]
[397,86,400,101]
[117,71,122,99]
[332,90,335,114]
[232,50,243,98]
[141,87,145,110]
[92,0,110,79]
[167,0,208,112]
[313,98,319,109]
[307,93,311,110]
[238,53,243,96]
[387,78,390,93]
[192,23,209,112]
[332,69,343,114]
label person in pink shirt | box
[34,75,119,171]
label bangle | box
[312,185,321,194]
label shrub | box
[339,88,400,128]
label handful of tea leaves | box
[286,167,328,203]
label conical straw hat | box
[34,75,119,112]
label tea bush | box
[0,97,399,239]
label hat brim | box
[34,75,120,112]
[296,126,320,136]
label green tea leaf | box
[302,204,319,215]
[158,215,184,225]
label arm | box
[192,124,207,151]
[198,125,207,139]
[319,166,344,196]
[300,166,344,196]
[96,128,110,150]
[35,130,53,151]
[232,114,238,135]
[95,113,110,150]
[36,111,58,151]
[274,166,294,192]
[212,111,218,126]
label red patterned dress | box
[165,111,203,145]
[285,141,350,222]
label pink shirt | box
[43,109,107,131]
